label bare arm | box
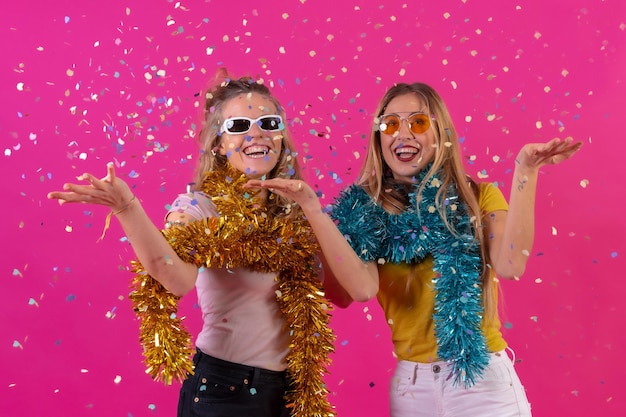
[47,163,198,296]
[245,179,379,304]
[487,137,582,279]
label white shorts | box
[390,349,532,417]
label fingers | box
[106,162,116,182]
[244,179,308,197]
[47,189,89,204]
[535,138,582,165]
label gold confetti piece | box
[552,227,558,235]
[535,278,543,284]
[522,249,530,256]
[580,179,590,188]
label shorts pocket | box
[192,369,248,405]
[468,357,515,393]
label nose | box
[396,118,414,138]
[246,121,266,139]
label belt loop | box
[506,346,517,365]
[411,363,418,385]
[193,349,202,366]
[249,366,261,389]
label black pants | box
[177,349,291,417]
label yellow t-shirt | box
[376,182,509,363]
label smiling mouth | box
[243,145,271,158]
[395,146,420,162]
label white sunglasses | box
[219,115,284,135]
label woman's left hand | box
[516,137,582,170]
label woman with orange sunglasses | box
[250,82,581,417]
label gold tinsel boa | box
[129,167,336,416]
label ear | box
[212,138,228,156]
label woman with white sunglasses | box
[48,70,335,417]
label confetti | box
[2,2,618,415]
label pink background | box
[2,0,625,416]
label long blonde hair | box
[192,69,304,219]
[359,82,498,324]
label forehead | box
[221,92,277,117]
[384,93,427,113]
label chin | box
[245,167,275,178]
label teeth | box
[395,147,418,155]
[243,145,270,156]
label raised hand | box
[47,163,135,212]
[516,137,582,170]
[244,178,322,213]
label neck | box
[253,188,270,205]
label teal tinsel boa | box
[330,170,489,387]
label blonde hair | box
[192,69,304,219]
[358,82,498,324]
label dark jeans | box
[177,349,291,417]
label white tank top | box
[167,192,289,371]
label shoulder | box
[477,182,508,214]
[166,191,219,222]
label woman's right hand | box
[243,178,322,214]
[47,162,135,212]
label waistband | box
[396,349,513,374]
[193,349,287,380]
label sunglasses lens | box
[379,115,401,135]
[258,116,283,131]
[224,118,252,134]
[408,113,430,134]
